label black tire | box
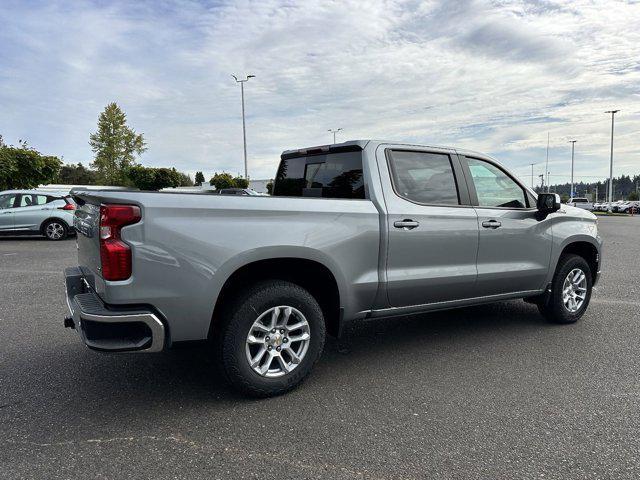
[42,219,68,241]
[216,280,326,397]
[538,254,592,324]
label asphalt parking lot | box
[1,216,639,480]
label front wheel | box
[43,220,68,240]
[217,280,326,397]
[538,254,592,324]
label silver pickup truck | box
[64,140,602,396]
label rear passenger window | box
[387,151,460,205]
[18,195,49,207]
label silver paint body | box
[72,141,602,344]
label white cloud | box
[0,0,638,185]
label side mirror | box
[537,193,561,213]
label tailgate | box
[73,197,103,284]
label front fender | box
[544,214,602,286]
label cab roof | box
[281,140,490,161]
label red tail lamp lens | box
[99,204,141,281]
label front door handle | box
[394,219,419,230]
[482,220,502,229]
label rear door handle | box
[394,219,419,230]
[482,220,502,229]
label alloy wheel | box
[45,222,65,240]
[245,306,311,378]
[562,268,587,313]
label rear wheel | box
[216,280,326,397]
[43,220,68,240]
[538,254,592,324]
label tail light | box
[99,204,141,281]
[59,203,76,210]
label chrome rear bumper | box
[64,267,165,353]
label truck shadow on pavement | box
[1,300,556,438]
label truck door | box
[461,155,553,296]
[377,146,479,307]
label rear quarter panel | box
[78,192,380,342]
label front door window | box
[467,157,527,208]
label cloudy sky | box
[1,0,638,185]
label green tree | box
[89,103,146,185]
[210,172,235,189]
[126,165,189,191]
[177,171,194,187]
[194,171,205,186]
[266,181,273,195]
[233,176,249,188]
[629,191,639,201]
[55,163,99,185]
[0,141,61,190]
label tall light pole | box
[545,132,550,192]
[569,140,576,199]
[328,128,342,144]
[232,74,255,179]
[530,163,535,189]
[605,110,619,203]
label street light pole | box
[545,132,550,192]
[328,128,342,144]
[569,140,576,199]
[605,110,619,203]
[530,163,535,189]
[232,74,255,179]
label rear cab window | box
[273,147,365,199]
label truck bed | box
[73,190,382,343]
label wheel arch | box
[208,252,346,340]
[551,237,601,285]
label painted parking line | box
[2,269,61,275]
[591,297,640,307]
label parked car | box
[567,197,594,210]
[63,140,602,396]
[608,200,625,212]
[619,201,640,214]
[612,201,625,212]
[0,190,76,240]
